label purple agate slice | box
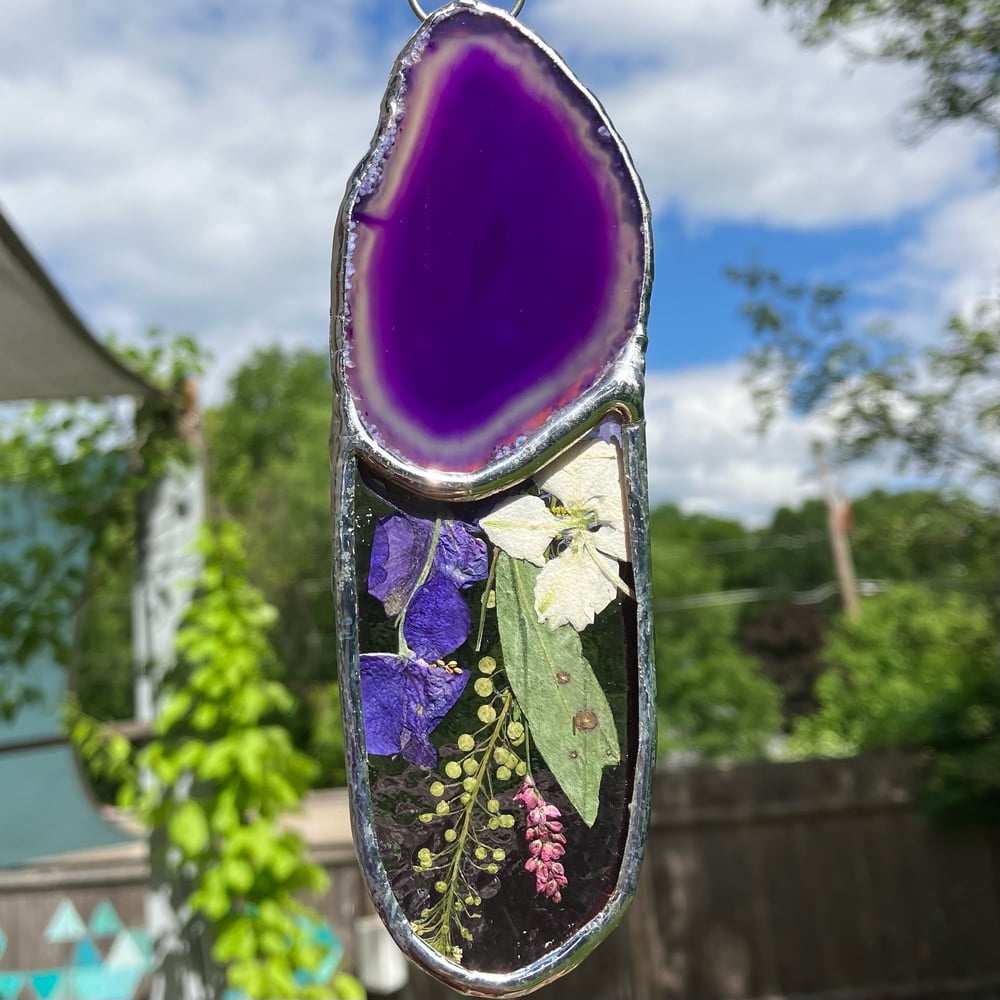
[343,8,646,472]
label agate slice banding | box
[341,7,647,473]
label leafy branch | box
[413,658,524,961]
[729,265,1000,482]
[82,524,343,999]
[760,0,1000,137]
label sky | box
[1,0,997,523]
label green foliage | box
[731,267,1000,482]
[761,0,1000,135]
[1,414,128,717]
[64,694,136,795]
[204,347,330,515]
[3,332,353,995]
[734,489,999,596]
[330,973,367,999]
[125,523,339,999]
[790,584,999,823]
[0,327,208,721]
[495,554,620,825]
[649,505,784,760]
[204,348,344,786]
[851,488,998,585]
[306,682,348,788]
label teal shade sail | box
[0,207,153,402]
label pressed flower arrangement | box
[354,428,634,970]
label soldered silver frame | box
[329,2,656,995]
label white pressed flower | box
[480,438,630,631]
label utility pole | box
[813,442,860,619]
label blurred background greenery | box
[54,316,997,827]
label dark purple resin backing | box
[352,466,637,972]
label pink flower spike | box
[515,777,569,906]
[514,783,540,810]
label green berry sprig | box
[411,655,527,961]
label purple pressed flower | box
[369,514,487,629]
[361,513,485,767]
[403,575,471,662]
[360,653,469,768]
[368,515,435,618]
[434,519,488,587]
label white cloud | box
[644,363,902,524]
[895,186,1000,323]
[536,0,990,227]
[0,0,993,496]
[645,363,819,522]
[0,0,386,398]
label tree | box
[732,488,998,594]
[649,505,783,760]
[849,487,999,586]
[204,348,345,785]
[205,347,331,518]
[740,601,828,722]
[730,266,1000,482]
[789,584,999,823]
[0,328,207,721]
[731,488,997,724]
[761,0,1000,137]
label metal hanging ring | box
[408,0,525,21]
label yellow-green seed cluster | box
[410,656,528,961]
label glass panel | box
[352,421,637,971]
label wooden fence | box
[1,754,998,1000]
[406,753,1000,1000]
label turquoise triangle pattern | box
[87,900,122,939]
[29,970,61,999]
[127,929,153,964]
[0,927,6,961]
[48,977,75,1000]
[0,972,24,1000]
[105,931,146,972]
[69,967,143,1000]
[43,902,85,944]
[72,938,101,969]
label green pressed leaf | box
[169,799,210,857]
[494,554,620,826]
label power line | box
[652,579,884,611]
[653,576,994,612]
[701,531,827,554]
